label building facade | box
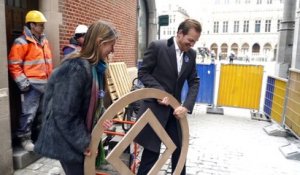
[198,0,284,61]
[158,4,190,39]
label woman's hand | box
[84,148,98,156]
[103,119,113,130]
[84,148,91,156]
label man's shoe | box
[21,139,35,152]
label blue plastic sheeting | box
[181,64,215,104]
[263,77,275,118]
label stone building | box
[158,4,190,40]
[198,0,284,61]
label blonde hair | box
[69,20,118,64]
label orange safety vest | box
[8,26,53,88]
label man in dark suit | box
[135,19,201,175]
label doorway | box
[5,0,39,146]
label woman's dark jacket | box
[34,58,92,163]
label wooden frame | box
[84,88,189,175]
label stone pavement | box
[14,104,300,175]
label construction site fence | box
[217,64,264,110]
[284,68,300,138]
[181,63,215,104]
[263,76,287,125]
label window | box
[234,21,239,32]
[236,0,241,3]
[255,20,261,32]
[243,20,249,32]
[214,21,219,33]
[277,19,281,31]
[256,0,262,4]
[245,0,250,4]
[265,20,271,32]
[224,0,229,4]
[223,21,228,33]
[267,0,272,4]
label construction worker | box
[8,10,53,151]
[62,24,88,57]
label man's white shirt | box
[174,37,183,74]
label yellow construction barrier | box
[217,64,263,110]
[284,69,300,137]
[263,76,287,124]
[271,77,287,124]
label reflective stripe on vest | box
[8,27,53,84]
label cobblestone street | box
[183,105,300,175]
[14,104,300,175]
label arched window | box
[231,43,239,56]
[263,43,272,54]
[263,43,272,61]
[210,43,218,56]
[252,43,260,53]
[241,43,249,55]
[221,43,228,59]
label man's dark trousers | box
[137,113,186,175]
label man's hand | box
[20,84,31,92]
[173,106,188,119]
[157,96,169,106]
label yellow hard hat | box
[25,10,47,23]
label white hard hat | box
[75,25,88,34]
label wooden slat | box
[107,85,116,93]
[106,62,134,120]
[107,62,133,101]
[106,77,113,85]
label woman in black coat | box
[34,20,118,175]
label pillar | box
[275,0,296,78]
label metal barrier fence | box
[217,64,264,110]
[181,63,215,104]
[284,69,300,137]
[263,76,287,124]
